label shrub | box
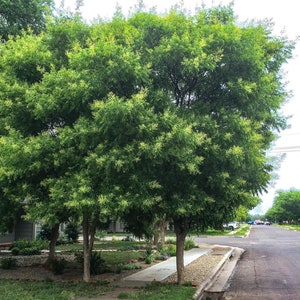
[119,263,142,270]
[90,252,105,274]
[0,257,17,269]
[165,238,176,244]
[11,247,20,256]
[10,239,32,250]
[184,239,196,250]
[160,244,176,257]
[153,253,168,261]
[145,255,154,264]
[46,257,67,275]
[145,245,153,256]
[144,245,154,264]
[75,251,105,275]
[10,239,48,256]
[19,247,41,256]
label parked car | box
[254,220,264,225]
[248,221,254,225]
[223,221,240,230]
[264,221,271,225]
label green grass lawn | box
[0,279,113,300]
[188,225,249,237]
[100,249,143,265]
[277,224,300,231]
[233,224,250,236]
[118,283,196,300]
[0,279,196,300]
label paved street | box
[195,225,300,300]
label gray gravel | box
[163,246,230,284]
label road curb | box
[194,246,245,300]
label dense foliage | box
[0,0,53,40]
[265,189,300,223]
[0,5,294,282]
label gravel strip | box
[164,253,223,285]
[163,247,231,285]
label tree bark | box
[82,213,91,282]
[153,221,160,245]
[159,219,167,245]
[89,218,98,252]
[175,230,186,285]
[48,223,60,260]
[82,213,99,282]
[174,218,190,285]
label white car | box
[223,221,240,230]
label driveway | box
[195,225,300,300]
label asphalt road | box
[195,225,300,300]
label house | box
[0,218,126,248]
[107,220,126,233]
[0,218,38,248]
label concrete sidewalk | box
[122,247,211,285]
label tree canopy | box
[0,5,294,283]
[0,0,53,41]
[265,189,300,223]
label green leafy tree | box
[265,189,300,223]
[0,0,53,40]
[0,6,294,285]
[235,205,255,223]
[127,6,293,283]
[0,14,149,282]
[0,17,90,258]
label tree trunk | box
[82,213,99,282]
[89,218,98,252]
[153,221,160,245]
[159,219,167,245]
[175,230,187,285]
[82,213,91,283]
[174,218,190,285]
[48,223,60,260]
[112,221,116,234]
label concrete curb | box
[194,246,245,300]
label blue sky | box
[55,0,300,213]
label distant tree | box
[265,189,300,223]
[0,0,53,40]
